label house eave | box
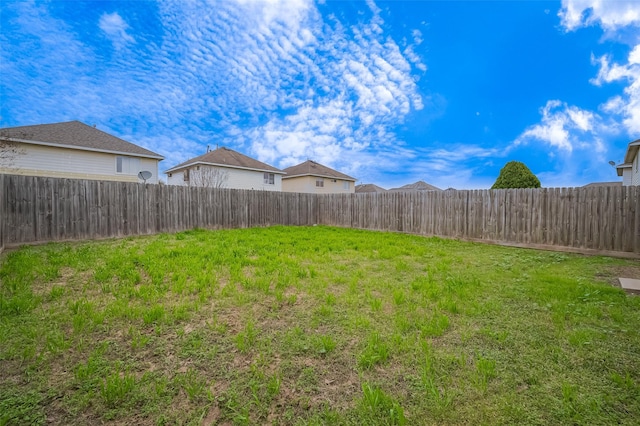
[623,140,640,164]
[616,163,632,177]
[164,161,287,175]
[282,173,356,182]
[1,137,164,160]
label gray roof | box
[165,146,284,174]
[582,182,623,188]
[355,183,387,193]
[282,160,356,181]
[0,120,163,159]
[389,180,441,192]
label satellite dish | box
[608,161,616,167]
[138,170,152,183]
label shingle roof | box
[0,120,163,159]
[165,147,284,174]
[582,182,623,188]
[282,160,356,181]
[355,183,387,193]
[389,180,441,192]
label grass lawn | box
[1,226,639,425]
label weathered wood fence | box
[2,174,639,255]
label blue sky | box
[1,0,639,189]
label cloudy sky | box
[1,0,639,189]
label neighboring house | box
[388,180,441,192]
[165,146,285,191]
[617,139,640,186]
[355,183,387,193]
[281,160,356,194]
[0,121,163,183]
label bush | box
[491,161,541,189]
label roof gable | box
[282,160,355,181]
[355,183,387,193]
[389,180,441,192]
[165,147,283,174]
[0,121,163,159]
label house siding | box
[0,142,160,183]
[282,176,355,193]
[166,165,282,191]
[633,153,640,186]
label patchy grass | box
[1,226,639,425]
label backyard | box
[0,226,639,425]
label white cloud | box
[507,0,640,187]
[590,44,640,134]
[411,29,423,45]
[1,0,426,174]
[99,12,135,48]
[515,100,602,153]
[559,0,640,31]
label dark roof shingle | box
[165,147,283,174]
[0,121,163,159]
[282,160,355,181]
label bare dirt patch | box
[595,264,640,288]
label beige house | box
[282,160,356,194]
[616,139,640,186]
[0,121,163,183]
[165,147,285,191]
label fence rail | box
[2,174,639,255]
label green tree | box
[491,161,541,189]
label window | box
[343,181,350,190]
[264,172,275,185]
[183,168,190,181]
[316,178,324,187]
[116,156,141,175]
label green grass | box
[1,226,639,425]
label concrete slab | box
[619,278,640,295]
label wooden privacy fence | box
[2,174,639,254]
[319,187,639,254]
[2,175,318,245]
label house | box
[0,121,164,183]
[164,146,285,191]
[355,183,387,193]
[388,180,441,192]
[617,139,640,186]
[281,160,356,193]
